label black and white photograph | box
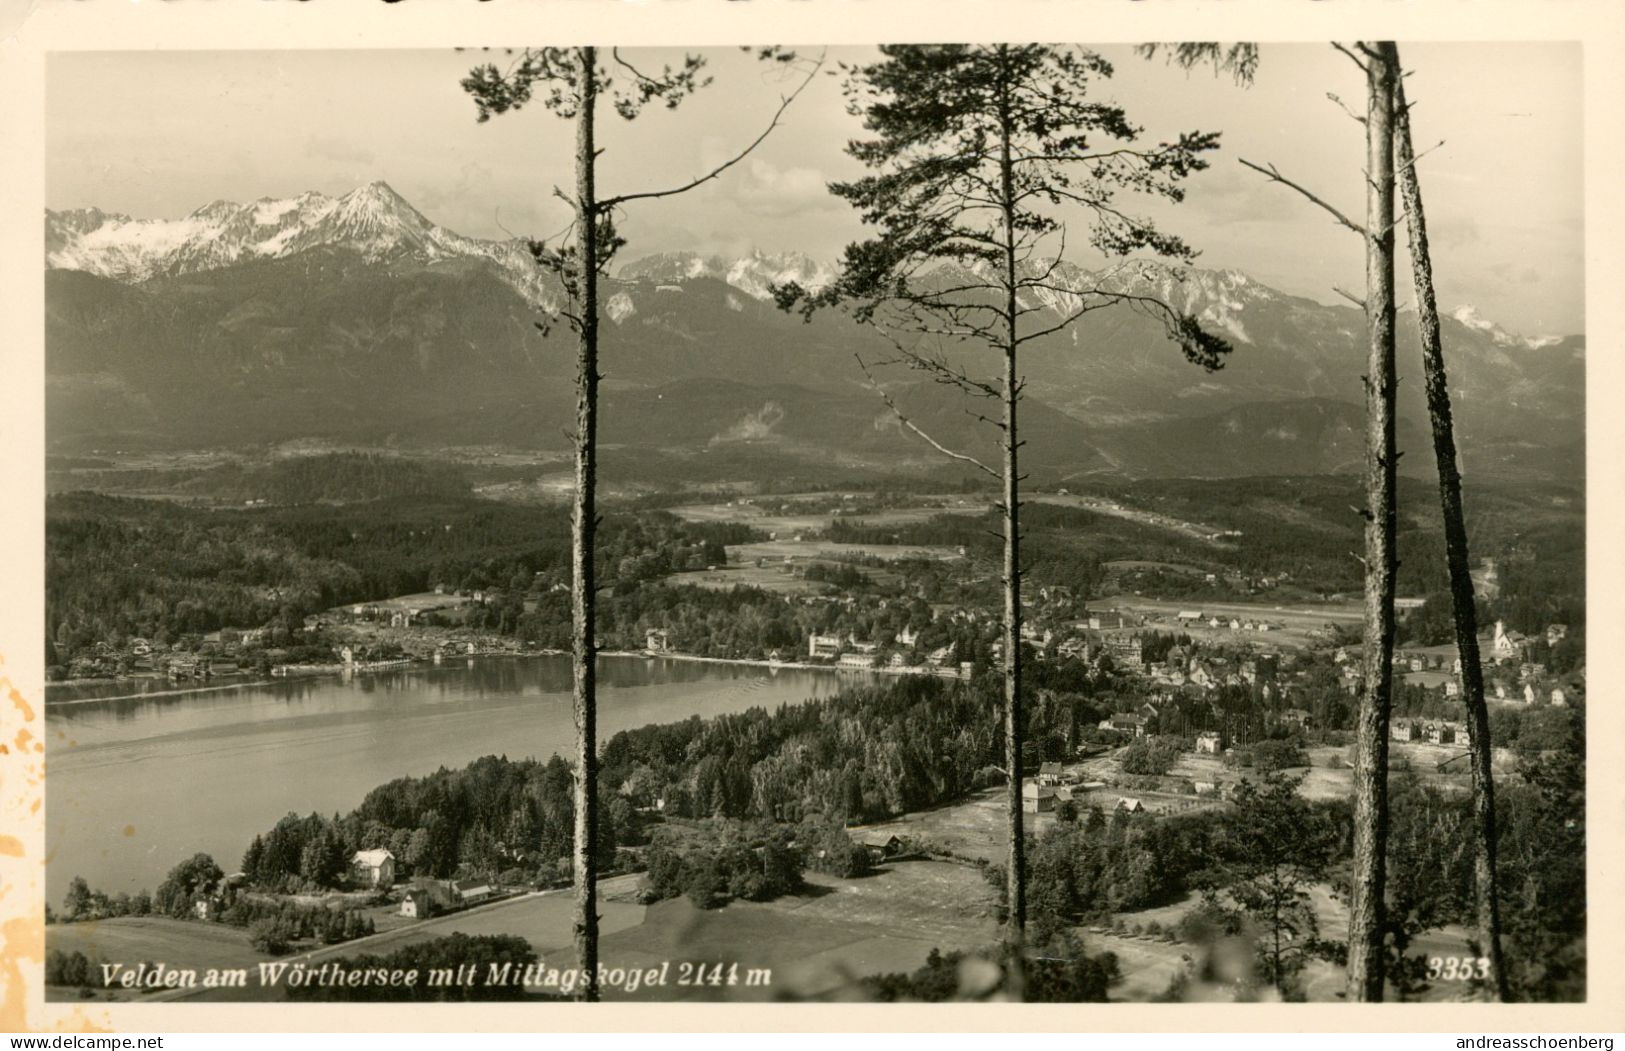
[3,1,1621,1031]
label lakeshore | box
[46,644,964,707]
[46,654,862,898]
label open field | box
[1027,491,1233,544]
[855,788,1032,862]
[362,885,649,955]
[343,591,476,613]
[553,859,999,1001]
[1297,743,1514,801]
[729,540,964,563]
[668,495,985,538]
[1097,883,1482,1002]
[157,879,649,1002]
[47,916,268,1001]
[157,863,997,1003]
[1098,593,1363,649]
[670,555,913,595]
[55,827,1493,1004]
[667,562,831,595]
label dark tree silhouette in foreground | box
[1239,40,1405,1000]
[1390,46,1510,1001]
[777,43,1230,989]
[461,45,820,1000]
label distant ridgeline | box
[45,185,1583,483]
[43,491,752,671]
[48,452,472,503]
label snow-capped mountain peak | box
[45,184,1567,351]
[616,250,836,300]
[1451,304,1562,350]
[45,181,559,307]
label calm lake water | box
[45,656,857,899]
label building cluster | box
[350,847,497,918]
[1019,762,1153,815]
[1173,610,1281,634]
[1371,620,1580,708]
[336,586,499,629]
[804,630,971,677]
[1390,718,1465,745]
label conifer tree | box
[777,44,1230,980]
[461,45,819,1001]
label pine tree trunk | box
[996,49,1026,986]
[1347,40,1398,1004]
[1391,60,1510,1002]
[570,44,601,1005]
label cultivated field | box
[669,556,915,595]
[349,591,476,613]
[668,495,985,537]
[729,540,963,563]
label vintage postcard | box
[2,0,1622,1034]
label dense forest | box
[48,452,474,504]
[1002,715,1587,1002]
[234,677,996,894]
[44,493,751,668]
[46,470,1581,673]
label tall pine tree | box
[777,43,1229,984]
[461,45,819,1001]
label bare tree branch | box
[1397,139,1446,177]
[1330,42,1371,71]
[855,353,1000,478]
[600,51,826,210]
[1240,158,1367,236]
[1327,92,1367,125]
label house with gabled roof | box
[351,849,396,888]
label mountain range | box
[44,181,1584,483]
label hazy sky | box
[46,43,1583,335]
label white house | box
[453,879,494,905]
[1493,620,1528,661]
[351,848,396,888]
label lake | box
[45,656,858,900]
